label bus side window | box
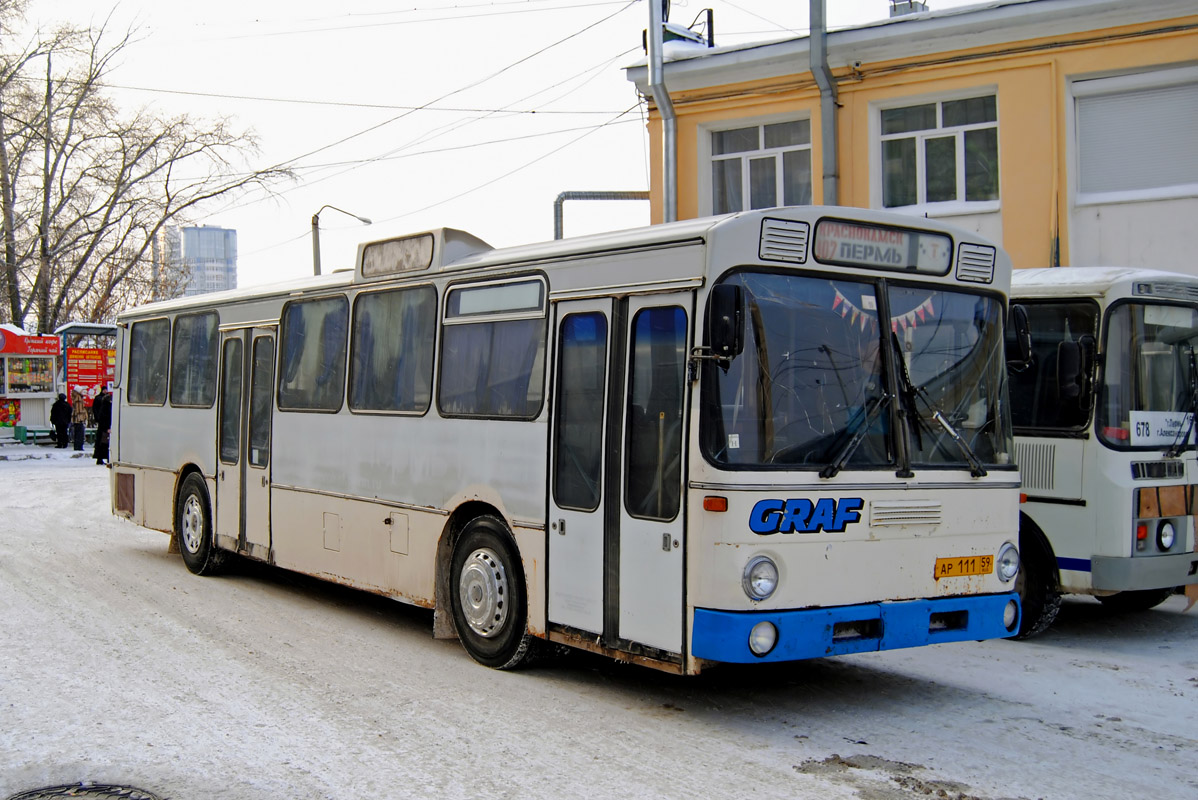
[128,318,170,406]
[439,278,547,419]
[169,311,219,408]
[349,286,436,413]
[278,295,349,412]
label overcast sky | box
[31,0,979,286]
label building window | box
[711,120,812,214]
[880,95,999,209]
[1074,68,1198,202]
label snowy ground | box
[0,443,1195,800]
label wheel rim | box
[458,547,508,638]
[180,494,204,555]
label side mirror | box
[708,283,744,361]
[1007,304,1032,368]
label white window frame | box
[1069,65,1198,208]
[870,88,1001,217]
[698,114,813,217]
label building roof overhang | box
[625,0,1198,95]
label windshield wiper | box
[890,333,988,478]
[1165,345,1198,458]
[820,393,891,479]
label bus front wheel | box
[450,516,536,670]
[176,473,227,576]
[1014,531,1061,639]
[1096,588,1173,613]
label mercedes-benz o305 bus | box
[1007,267,1198,637]
[111,207,1022,674]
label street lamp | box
[312,204,372,276]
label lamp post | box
[311,204,372,276]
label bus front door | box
[216,328,275,561]
[549,296,688,658]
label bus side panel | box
[269,488,441,606]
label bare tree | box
[0,12,289,332]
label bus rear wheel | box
[450,516,536,670]
[176,473,227,576]
[1096,588,1173,613]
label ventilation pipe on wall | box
[647,0,678,222]
[810,0,839,206]
[553,191,651,240]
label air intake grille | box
[956,244,996,283]
[1131,460,1184,480]
[870,500,942,527]
[1015,441,1055,491]
[1134,282,1198,302]
[759,218,810,264]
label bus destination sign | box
[813,220,952,274]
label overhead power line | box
[95,81,625,115]
[213,0,630,40]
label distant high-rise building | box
[168,225,238,297]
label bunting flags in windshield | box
[832,288,936,334]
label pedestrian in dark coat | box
[70,389,87,451]
[93,389,112,465]
[50,393,71,448]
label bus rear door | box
[216,327,276,561]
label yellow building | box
[625,0,1198,272]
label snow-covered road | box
[1,450,1195,800]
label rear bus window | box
[439,278,547,418]
[127,318,170,405]
[169,311,219,407]
[278,295,349,412]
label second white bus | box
[1008,267,1198,636]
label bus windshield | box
[1097,302,1198,450]
[701,271,1012,472]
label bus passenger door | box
[216,327,275,560]
[619,297,688,655]
[548,300,612,636]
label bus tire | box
[1096,588,1173,613]
[450,516,536,670]
[176,473,227,576]
[1014,524,1060,639]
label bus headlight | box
[742,555,779,601]
[1003,599,1019,632]
[748,621,777,656]
[1157,520,1176,551]
[996,542,1020,583]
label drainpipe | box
[647,0,677,222]
[554,191,651,240]
[810,0,839,205]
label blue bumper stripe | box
[1056,557,1092,572]
[692,593,1020,664]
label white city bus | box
[111,207,1022,674]
[1008,268,1198,637]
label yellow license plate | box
[934,555,993,580]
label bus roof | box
[1012,267,1198,302]
[119,207,1007,321]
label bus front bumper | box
[692,593,1020,664]
[1090,552,1198,592]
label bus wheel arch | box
[1015,512,1061,639]
[437,505,537,669]
[175,469,227,576]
